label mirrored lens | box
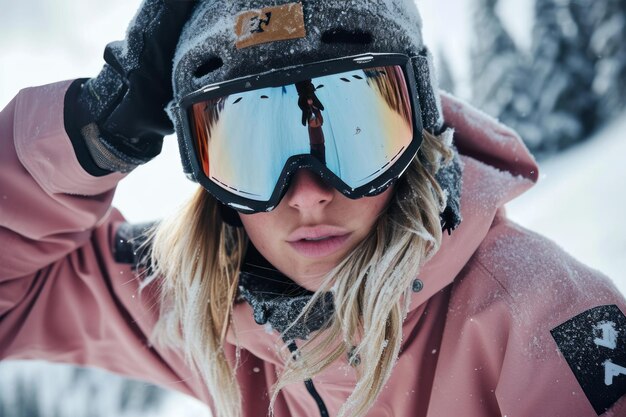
[190,65,413,201]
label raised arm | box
[0,0,204,400]
[0,81,125,280]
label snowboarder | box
[1,1,626,416]
[296,79,326,164]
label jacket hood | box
[406,92,538,311]
[228,91,539,354]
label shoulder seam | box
[472,255,516,307]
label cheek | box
[356,187,395,224]
[239,212,295,268]
[239,213,274,251]
[375,187,395,211]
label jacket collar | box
[407,92,539,310]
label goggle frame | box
[174,53,424,213]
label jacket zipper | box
[287,341,330,417]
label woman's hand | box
[68,0,196,173]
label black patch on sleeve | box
[551,304,626,415]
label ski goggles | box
[175,53,423,213]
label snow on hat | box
[169,0,443,176]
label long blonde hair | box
[149,130,453,417]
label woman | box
[1,1,625,417]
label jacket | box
[1,80,626,417]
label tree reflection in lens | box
[295,80,327,164]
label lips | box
[287,226,351,258]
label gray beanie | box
[169,1,443,174]
[172,1,441,113]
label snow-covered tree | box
[586,0,626,123]
[470,0,626,157]
[469,0,542,150]
[0,362,168,417]
[531,0,600,153]
[470,0,521,114]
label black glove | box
[65,0,196,175]
[295,80,325,126]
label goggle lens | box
[189,64,414,203]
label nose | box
[283,169,335,211]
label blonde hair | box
[149,131,453,417]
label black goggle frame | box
[173,53,424,213]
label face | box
[239,169,394,291]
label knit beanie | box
[169,0,443,175]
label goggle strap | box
[412,48,443,133]
[219,202,244,227]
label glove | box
[295,80,325,127]
[65,0,196,175]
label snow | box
[507,111,626,296]
[1,0,625,416]
[0,360,210,417]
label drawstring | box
[286,341,330,417]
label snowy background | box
[1,0,625,415]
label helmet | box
[168,0,443,180]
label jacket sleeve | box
[429,215,626,417]
[480,219,626,416]
[0,81,206,401]
[0,80,125,280]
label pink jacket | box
[2,80,626,417]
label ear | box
[167,102,198,182]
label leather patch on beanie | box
[235,2,306,49]
[551,305,626,415]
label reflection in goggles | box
[190,65,413,200]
